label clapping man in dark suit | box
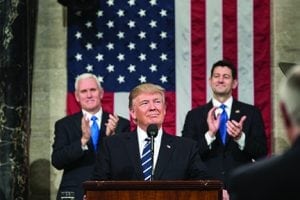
[51,73,130,200]
[182,60,267,195]
[93,83,210,181]
[228,65,300,200]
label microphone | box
[146,124,159,138]
[146,124,158,181]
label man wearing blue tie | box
[51,73,130,200]
[182,60,268,195]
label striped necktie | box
[219,104,228,145]
[141,138,152,181]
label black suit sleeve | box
[242,106,267,160]
[51,118,86,170]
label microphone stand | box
[150,135,155,181]
[146,124,158,181]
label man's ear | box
[232,79,238,89]
[208,77,212,88]
[280,101,292,128]
[129,109,136,122]
[99,90,104,99]
[75,91,80,102]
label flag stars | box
[149,20,157,28]
[128,0,135,6]
[160,31,167,39]
[97,76,104,83]
[85,43,93,50]
[138,31,146,39]
[106,20,114,28]
[149,0,157,6]
[117,31,125,39]
[128,20,136,28]
[139,53,146,61]
[128,42,136,50]
[117,9,125,17]
[138,9,146,17]
[107,0,114,7]
[106,43,114,50]
[96,32,103,39]
[70,1,176,91]
[160,9,167,17]
[85,21,93,28]
[160,53,168,61]
[149,42,157,50]
[86,64,94,72]
[96,10,103,17]
[128,64,136,73]
[139,75,147,83]
[149,64,157,72]
[117,75,125,84]
[160,75,168,83]
[117,53,125,61]
[75,53,82,61]
[75,32,82,39]
[107,64,115,72]
[95,53,104,61]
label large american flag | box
[66,0,271,151]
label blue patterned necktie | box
[141,138,152,181]
[91,116,100,151]
[219,104,228,145]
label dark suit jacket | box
[51,111,130,200]
[182,99,267,187]
[228,137,300,200]
[93,130,211,180]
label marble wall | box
[29,0,300,199]
[0,0,36,199]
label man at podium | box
[93,83,211,181]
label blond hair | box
[129,83,165,109]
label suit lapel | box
[124,131,144,179]
[154,133,174,179]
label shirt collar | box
[212,96,233,116]
[82,108,103,124]
[137,126,163,166]
[212,96,233,108]
[137,126,163,143]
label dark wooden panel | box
[84,180,223,200]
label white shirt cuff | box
[81,144,89,151]
[205,131,216,149]
[234,132,246,150]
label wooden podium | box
[83,180,223,200]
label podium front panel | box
[83,180,222,200]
